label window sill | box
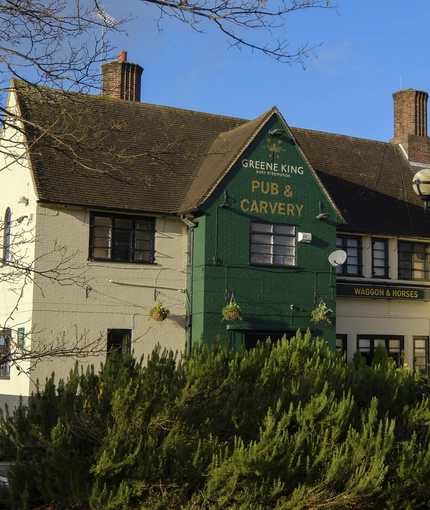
[336,274,365,278]
[88,259,157,265]
[249,263,299,269]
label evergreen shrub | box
[1,331,430,509]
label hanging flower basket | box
[149,301,170,322]
[310,301,333,325]
[222,301,242,322]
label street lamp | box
[412,168,430,211]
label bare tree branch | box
[143,0,338,65]
[0,0,128,91]
[0,0,336,380]
[0,0,130,175]
[0,214,98,377]
[0,328,106,378]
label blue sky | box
[100,0,430,142]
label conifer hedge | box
[1,331,430,509]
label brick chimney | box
[101,51,143,102]
[390,89,430,165]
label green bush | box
[1,331,430,509]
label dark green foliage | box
[1,331,430,509]
[372,343,390,368]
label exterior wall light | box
[181,216,197,228]
[269,128,284,136]
[412,168,430,210]
[316,201,330,220]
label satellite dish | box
[328,250,347,267]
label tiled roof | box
[291,128,430,238]
[13,81,430,238]
[15,81,247,214]
[180,110,275,213]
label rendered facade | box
[1,53,430,408]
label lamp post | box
[412,169,430,211]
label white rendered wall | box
[0,89,38,401]
[336,298,430,367]
[29,207,188,387]
[336,235,430,368]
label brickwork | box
[392,89,428,141]
[102,59,143,102]
[407,135,430,165]
[390,89,430,163]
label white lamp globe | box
[413,168,430,210]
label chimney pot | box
[119,50,127,62]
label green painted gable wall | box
[189,114,340,350]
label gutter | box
[36,199,179,217]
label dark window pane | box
[336,235,363,276]
[115,218,132,229]
[90,214,155,264]
[94,216,112,227]
[414,337,430,374]
[357,335,404,367]
[0,330,11,378]
[113,230,131,261]
[107,329,131,356]
[3,208,11,263]
[398,241,430,280]
[373,239,388,277]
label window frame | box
[249,221,296,267]
[398,240,430,281]
[0,329,11,379]
[107,328,131,356]
[3,207,11,263]
[356,335,404,367]
[413,336,430,374]
[89,212,156,264]
[372,237,389,278]
[336,334,347,357]
[336,235,363,276]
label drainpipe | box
[187,226,194,355]
[181,216,196,355]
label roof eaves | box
[287,125,346,224]
[36,199,179,216]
